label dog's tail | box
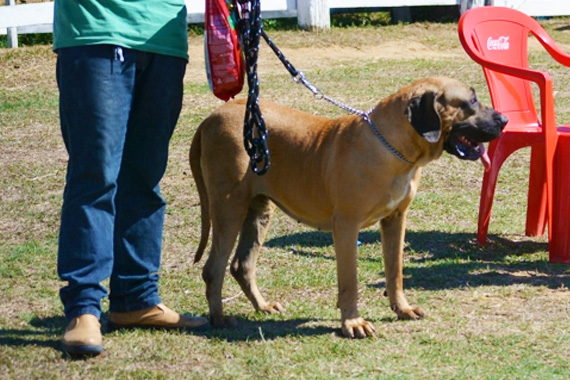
[189,125,210,264]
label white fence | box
[2,0,570,47]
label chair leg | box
[525,145,548,237]
[478,151,508,245]
[549,136,570,263]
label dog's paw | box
[341,317,376,339]
[259,301,285,314]
[394,305,426,320]
[210,315,238,328]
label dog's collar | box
[363,113,414,166]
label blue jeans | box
[56,45,187,321]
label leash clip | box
[294,71,320,96]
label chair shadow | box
[396,231,570,291]
[266,229,570,291]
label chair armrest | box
[531,30,570,68]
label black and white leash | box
[238,0,271,175]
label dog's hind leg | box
[202,201,249,328]
[230,195,285,314]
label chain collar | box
[362,113,414,166]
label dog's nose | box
[497,113,508,129]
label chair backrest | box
[459,6,543,130]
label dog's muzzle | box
[444,111,508,170]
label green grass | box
[2,19,570,379]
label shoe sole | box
[62,342,103,357]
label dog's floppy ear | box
[404,91,442,143]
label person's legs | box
[57,45,136,322]
[109,51,187,312]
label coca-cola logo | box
[487,36,510,51]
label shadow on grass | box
[0,315,64,350]
[395,231,570,291]
[266,229,570,290]
[0,314,337,348]
[185,317,338,342]
[555,25,570,32]
[2,230,566,348]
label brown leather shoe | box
[62,314,103,356]
[108,303,208,330]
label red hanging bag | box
[205,0,244,101]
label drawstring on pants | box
[114,46,125,62]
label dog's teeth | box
[459,136,478,148]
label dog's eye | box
[461,96,478,112]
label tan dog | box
[190,76,507,338]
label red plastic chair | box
[458,6,570,263]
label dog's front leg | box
[380,211,426,320]
[333,219,376,339]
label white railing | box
[3,0,570,48]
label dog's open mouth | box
[446,134,491,171]
[444,110,507,171]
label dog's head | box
[404,77,507,169]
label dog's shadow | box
[266,229,570,290]
[190,318,338,342]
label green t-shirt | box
[53,0,189,60]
